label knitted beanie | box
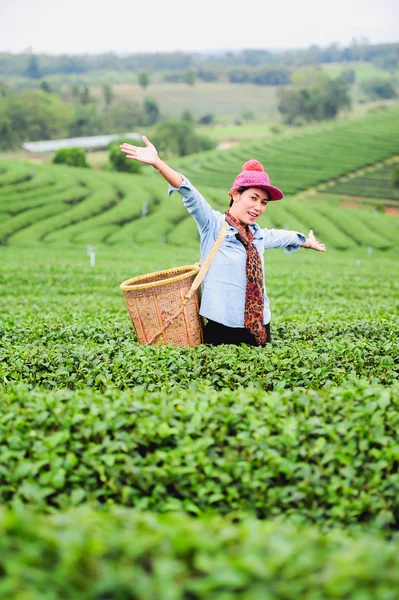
[229,160,284,201]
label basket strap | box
[185,219,227,301]
[146,219,227,345]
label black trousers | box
[204,319,271,347]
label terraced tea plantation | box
[1,107,399,598]
[326,161,399,202]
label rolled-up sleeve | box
[168,176,216,233]
[263,228,306,253]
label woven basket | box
[120,264,203,347]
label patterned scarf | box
[225,211,267,346]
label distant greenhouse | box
[22,132,141,153]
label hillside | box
[0,107,398,250]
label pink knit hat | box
[229,160,284,201]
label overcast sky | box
[1,0,397,54]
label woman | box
[120,136,326,347]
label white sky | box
[0,0,397,54]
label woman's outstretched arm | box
[121,136,217,233]
[120,136,182,188]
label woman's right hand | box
[120,135,159,166]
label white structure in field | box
[22,132,141,153]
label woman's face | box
[230,187,269,226]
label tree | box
[9,89,74,142]
[138,70,150,89]
[57,55,87,74]
[372,52,398,74]
[143,97,160,126]
[276,88,303,125]
[52,147,90,168]
[79,85,92,105]
[103,84,113,106]
[291,67,324,86]
[198,114,214,125]
[101,100,144,133]
[277,76,351,124]
[108,138,143,173]
[181,110,194,123]
[40,80,52,93]
[69,104,102,137]
[197,69,218,82]
[26,54,41,79]
[184,69,196,86]
[361,78,397,100]
[0,96,16,150]
[150,118,216,157]
[340,69,356,84]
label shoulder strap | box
[185,219,227,299]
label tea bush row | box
[1,382,398,533]
[1,313,398,391]
[177,108,399,194]
[328,164,399,200]
[1,506,399,600]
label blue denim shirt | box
[169,176,306,326]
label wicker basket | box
[120,264,203,347]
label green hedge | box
[1,382,398,532]
[0,163,33,187]
[1,316,397,391]
[1,507,399,599]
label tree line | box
[0,81,217,156]
[0,82,161,151]
[0,40,397,82]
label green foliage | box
[181,109,195,122]
[0,88,74,150]
[0,54,398,591]
[184,68,196,86]
[25,54,41,79]
[52,147,90,168]
[0,381,398,528]
[138,70,150,89]
[78,83,92,105]
[197,68,219,82]
[108,138,143,173]
[372,50,398,73]
[143,96,160,125]
[68,103,102,137]
[151,118,217,157]
[176,107,399,195]
[101,99,144,133]
[229,66,291,85]
[39,80,52,93]
[102,82,113,105]
[327,164,399,201]
[2,507,399,599]
[198,113,214,125]
[1,42,398,80]
[361,77,397,100]
[277,76,351,124]
[340,68,356,84]
[1,217,399,591]
[392,165,399,188]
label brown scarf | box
[225,211,267,346]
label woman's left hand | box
[306,230,326,252]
